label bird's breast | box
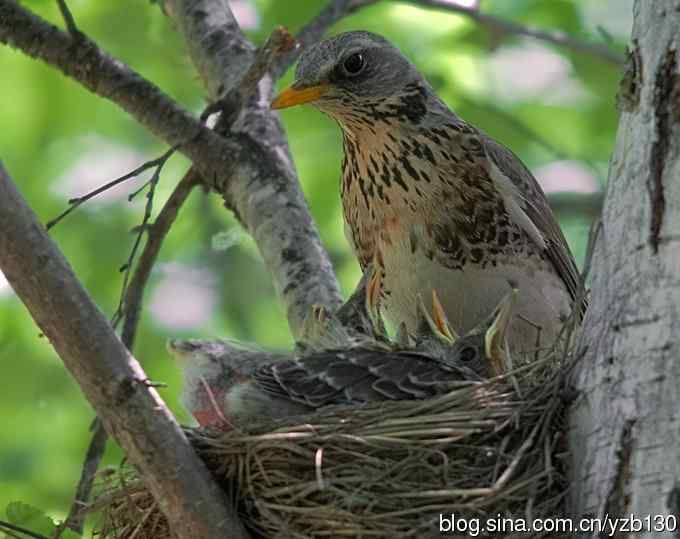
[340,130,517,271]
[338,125,570,354]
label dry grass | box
[90,351,571,539]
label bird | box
[271,31,582,356]
[168,288,515,431]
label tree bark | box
[166,0,344,338]
[568,0,680,535]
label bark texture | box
[568,0,680,534]
[168,0,343,338]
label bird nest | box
[91,354,570,539]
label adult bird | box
[169,289,515,430]
[272,31,582,356]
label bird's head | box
[272,31,425,123]
[167,339,278,430]
[415,289,518,377]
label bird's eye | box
[342,53,365,76]
[459,346,478,363]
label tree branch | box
[121,169,198,346]
[549,191,603,218]
[404,0,624,65]
[271,0,379,80]
[167,0,344,337]
[0,2,230,182]
[0,161,250,538]
[46,148,175,230]
[112,148,174,328]
[60,417,108,534]
[55,0,81,37]
[0,0,342,337]
[62,168,198,535]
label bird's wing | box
[480,134,581,304]
[253,348,470,407]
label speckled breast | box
[339,130,571,354]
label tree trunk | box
[568,0,680,535]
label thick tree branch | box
[568,0,680,523]
[0,0,342,337]
[0,161,249,538]
[167,0,344,337]
[405,0,624,65]
[61,169,199,535]
[271,0,623,78]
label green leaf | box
[4,502,81,539]
[5,501,56,536]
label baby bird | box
[169,287,515,431]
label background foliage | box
[0,0,630,527]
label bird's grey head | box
[272,31,426,121]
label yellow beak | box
[271,83,330,109]
[484,288,518,375]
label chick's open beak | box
[484,289,518,372]
[271,83,329,109]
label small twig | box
[142,378,169,388]
[111,149,172,328]
[55,417,108,536]
[404,0,625,65]
[46,150,174,230]
[0,520,48,539]
[315,447,326,490]
[127,178,155,202]
[548,192,603,218]
[596,25,615,46]
[128,503,157,539]
[55,0,81,38]
[271,0,379,79]
[121,169,198,346]
[202,26,296,126]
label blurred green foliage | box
[0,0,628,531]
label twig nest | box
[93,357,568,539]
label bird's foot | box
[298,303,333,351]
